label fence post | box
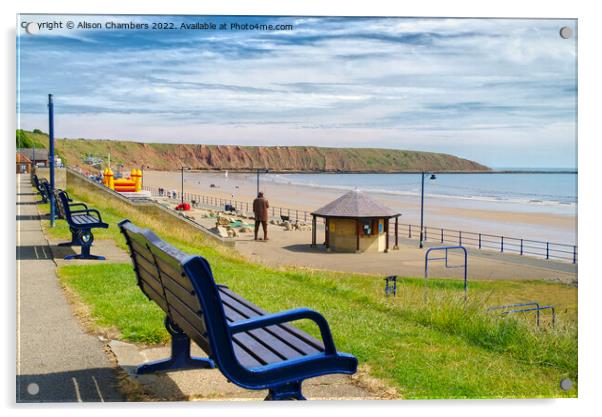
[478,233,481,249]
[573,246,576,264]
[440,228,443,243]
[408,225,411,238]
[546,242,549,259]
[424,227,427,241]
[459,231,462,246]
[520,239,523,255]
[501,236,504,253]
[296,210,298,222]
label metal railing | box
[402,223,576,264]
[142,185,577,264]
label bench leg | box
[64,230,105,260]
[265,381,306,401]
[136,317,214,375]
[58,229,81,247]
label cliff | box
[16,130,490,172]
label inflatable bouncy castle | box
[103,167,148,197]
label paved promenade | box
[16,174,123,402]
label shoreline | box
[182,168,577,174]
[143,170,577,245]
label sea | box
[263,170,577,217]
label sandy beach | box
[142,170,576,245]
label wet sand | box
[143,170,576,245]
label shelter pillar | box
[325,218,330,250]
[311,215,317,247]
[356,220,360,252]
[394,216,399,250]
[385,218,389,253]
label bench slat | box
[231,343,263,368]
[128,239,156,263]
[221,291,322,356]
[220,288,324,352]
[230,331,283,367]
[71,214,97,225]
[169,308,212,356]
[154,255,194,293]
[222,303,303,362]
[162,277,201,314]
[139,280,168,312]
[164,287,208,337]
[137,266,167,304]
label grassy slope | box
[42,181,577,399]
[18,129,489,172]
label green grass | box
[48,177,578,399]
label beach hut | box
[311,190,401,253]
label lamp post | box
[256,168,269,196]
[419,171,437,248]
[181,165,184,204]
[48,94,56,227]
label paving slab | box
[109,340,391,401]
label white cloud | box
[17,16,577,167]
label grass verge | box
[47,176,577,399]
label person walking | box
[253,191,269,241]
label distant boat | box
[225,170,229,179]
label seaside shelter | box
[311,190,401,253]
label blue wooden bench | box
[56,190,108,260]
[32,174,49,203]
[54,188,92,242]
[118,219,358,400]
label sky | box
[17,15,577,168]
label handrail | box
[424,246,468,301]
[487,302,556,327]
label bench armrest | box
[70,208,103,222]
[229,308,337,355]
[68,202,88,210]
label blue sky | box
[17,15,577,168]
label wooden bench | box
[118,219,358,400]
[32,174,49,203]
[54,188,93,245]
[56,190,108,260]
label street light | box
[419,171,437,248]
[180,165,185,204]
[256,168,269,196]
[48,94,56,227]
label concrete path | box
[16,174,124,402]
[109,340,392,401]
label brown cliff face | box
[21,131,489,172]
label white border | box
[4,1,601,416]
